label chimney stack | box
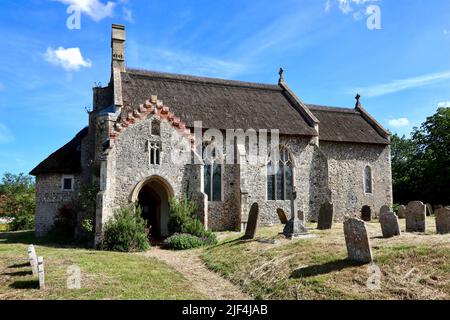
[111,24,125,73]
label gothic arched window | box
[203,146,222,202]
[364,165,372,194]
[146,140,160,165]
[267,147,293,200]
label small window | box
[146,141,161,165]
[62,175,74,191]
[364,166,372,194]
[151,119,160,136]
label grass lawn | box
[0,231,205,300]
[203,217,450,300]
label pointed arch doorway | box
[131,176,174,238]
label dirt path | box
[143,247,252,300]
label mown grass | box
[0,231,205,300]
[203,217,450,300]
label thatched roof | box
[30,127,88,176]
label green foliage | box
[168,197,198,234]
[167,197,217,247]
[101,205,150,252]
[391,107,450,205]
[0,173,35,230]
[75,183,99,242]
[165,233,207,250]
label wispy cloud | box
[54,0,115,21]
[388,118,410,128]
[123,7,133,23]
[326,0,381,20]
[0,123,14,144]
[44,47,92,71]
[438,101,450,108]
[352,70,450,98]
[137,48,245,79]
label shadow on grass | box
[9,280,39,290]
[8,263,30,269]
[3,270,32,277]
[290,259,366,278]
[0,230,92,249]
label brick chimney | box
[111,24,125,73]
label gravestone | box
[361,206,372,222]
[405,201,426,232]
[379,212,401,238]
[283,189,308,238]
[27,245,38,277]
[317,201,333,230]
[343,218,373,263]
[435,207,450,234]
[38,256,45,290]
[276,208,288,225]
[380,205,391,215]
[434,205,443,211]
[397,205,407,219]
[244,203,259,239]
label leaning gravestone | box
[435,207,450,234]
[317,201,333,230]
[425,204,433,216]
[344,218,373,263]
[37,256,45,290]
[380,205,391,215]
[244,203,259,239]
[276,208,288,225]
[28,245,38,277]
[397,205,407,219]
[379,212,401,238]
[361,206,372,222]
[405,201,426,232]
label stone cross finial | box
[355,93,361,107]
[279,67,284,82]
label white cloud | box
[55,0,115,21]
[44,47,92,71]
[332,0,381,20]
[325,0,332,12]
[352,70,450,98]
[0,123,14,144]
[437,101,450,108]
[123,7,133,23]
[388,118,410,128]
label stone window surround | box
[146,140,161,166]
[61,174,74,192]
[204,160,224,203]
[364,165,373,195]
[266,145,295,201]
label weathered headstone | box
[425,203,433,216]
[244,203,259,239]
[37,256,45,290]
[317,201,333,230]
[405,201,426,232]
[27,245,38,277]
[283,189,308,238]
[434,205,443,211]
[361,205,372,222]
[380,205,391,215]
[276,208,288,225]
[435,207,450,235]
[379,212,401,238]
[343,218,373,263]
[397,205,407,219]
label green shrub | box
[168,197,198,234]
[101,205,150,252]
[168,197,217,247]
[0,223,9,232]
[165,233,206,250]
[9,213,34,231]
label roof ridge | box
[125,68,281,91]
[307,104,358,114]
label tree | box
[0,173,35,230]
[390,107,450,205]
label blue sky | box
[0,0,449,175]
